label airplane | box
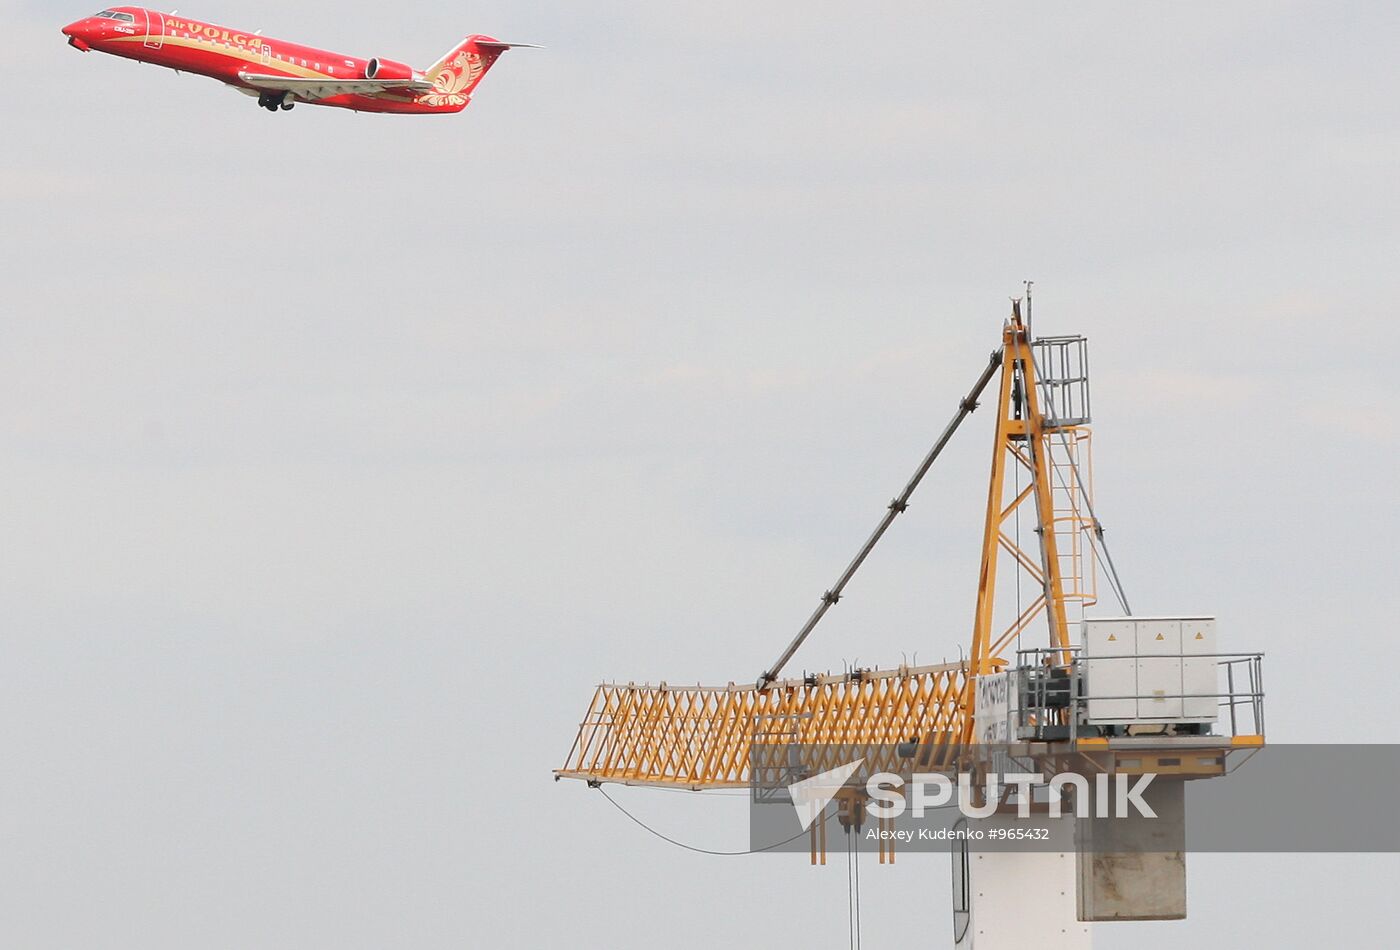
[61,7,536,114]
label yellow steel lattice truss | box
[555,664,970,789]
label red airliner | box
[61,7,535,114]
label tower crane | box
[556,300,1266,948]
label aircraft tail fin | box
[420,35,539,109]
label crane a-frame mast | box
[971,302,1075,677]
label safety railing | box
[1033,335,1092,428]
[1011,646,1265,743]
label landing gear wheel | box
[258,93,293,112]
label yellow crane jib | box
[554,663,972,789]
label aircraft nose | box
[62,19,94,50]
[64,18,103,37]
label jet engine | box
[365,58,415,81]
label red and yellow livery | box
[62,7,535,114]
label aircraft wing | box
[237,72,433,101]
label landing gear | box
[257,92,295,112]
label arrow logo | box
[787,758,865,831]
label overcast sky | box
[5,2,1399,947]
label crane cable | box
[1014,370,1023,653]
[595,785,832,856]
[598,784,864,948]
[847,825,863,950]
[846,829,854,949]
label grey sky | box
[4,1,1398,947]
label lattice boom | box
[555,664,971,789]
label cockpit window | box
[95,10,116,17]
[95,10,135,21]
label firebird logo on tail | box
[420,51,483,107]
